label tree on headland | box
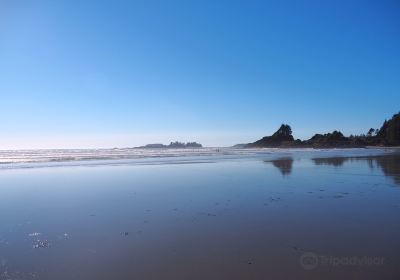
[272,124,292,137]
[376,113,400,146]
[367,128,375,137]
[240,111,400,148]
[168,141,186,148]
[185,142,202,148]
[246,124,295,147]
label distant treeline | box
[138,141,202,149]
[245,112,400,148]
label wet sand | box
[0,151,399,279]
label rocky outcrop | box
[243,112,400,148]
[246,124,297,148]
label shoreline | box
[0,147,398,170]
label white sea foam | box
[0,147,394,169]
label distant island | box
[244,112,400,148]
[137,141,202,149]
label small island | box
[244,112,400,148]
[137,141,203,149]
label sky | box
[0,0,399,149]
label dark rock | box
[246,124,296,148]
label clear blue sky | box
[1,0,399,148]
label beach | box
[0,148,399,279]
